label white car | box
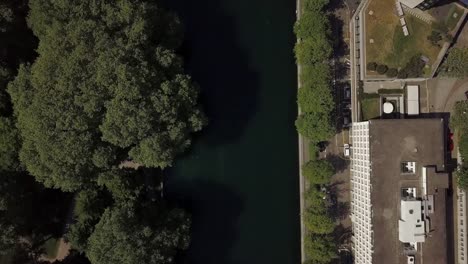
[344,144,350,157]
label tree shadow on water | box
[165,0,260,146]
[165,179,243,264]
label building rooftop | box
[354,118,451,264]
[399,0,425,8]
[399,200,426,243]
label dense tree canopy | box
[296,113,334,142]
[304,235,337,264]
[294,0,334,143]
[302,159,334,185]
[294,1,338,262]
[87,205,190,264]
[8,0,206,191]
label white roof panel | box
[407,85,419,115]
[399,200,426,243]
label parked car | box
[344,144,350,157]
[343,116,350,128]
[465,91,468,100]
[344,88,351,99]
[343,102,351,110]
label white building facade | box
[350,121,373,264]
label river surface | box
[165,1,300,263]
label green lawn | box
[446,5,464,31]
[385,16,440,69]
[361,97,381,121]
[365,0,442,75]
[42,238,60,259]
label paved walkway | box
[295,0,306,261]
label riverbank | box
[295,0,306,261]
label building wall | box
[350,122,373,264]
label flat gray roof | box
[368,118,450,264]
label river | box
[164,0,300,263]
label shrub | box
[460,133,468,161]
[376,64,388,74]
[367,62,377,71]
[386,68,398,78]
[401,55,425,78]
[397,69,408,79]
[458,167,468,191]
[427,31,442,46]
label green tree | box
[9,0,206,191]
[427,31,442,46]
[386,68,398,78]
[67,189,109,252]
[296,113,334,142]
[298,83,334,114]
[300,64,331,88]
[294,11,330,40]
[87,205,190,264]
[305,187,328,213]
[460,133,468,161]
[304,210,335,234]
[367,62,377,71]
[401,55,425,78]
[302,159,334,185]
[295,36,332,65]
[97,169,142,203]
[304,235,337,264]
[303,0,329,11]
[376,64,388,74]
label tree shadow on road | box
[326,154,350,173]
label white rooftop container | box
[399,200,426,243]
[407,85,419,115]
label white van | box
[344,144,350,157]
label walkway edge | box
[295,0,305,262]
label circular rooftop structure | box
[383,102,394,114]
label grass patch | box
[42,238,60,259]
[365,0,441,75]
[446,5,464,31]
[361,97,380,120]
